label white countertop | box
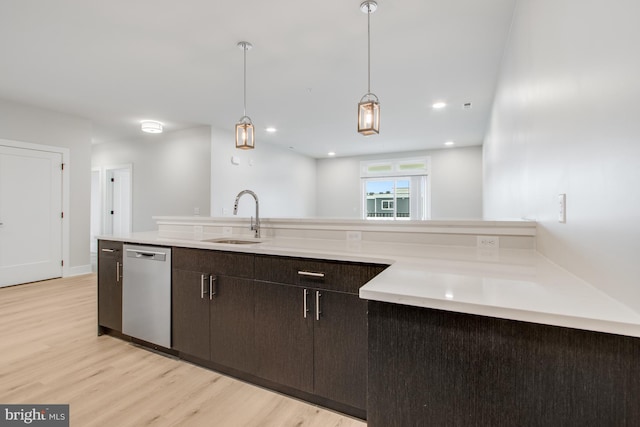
[99,231,640,338]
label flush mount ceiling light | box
[141,120,163,134]
[444,141,455,146]
[265,127,277,133]
[432,102,447,109]
[235,41,255,150]
[357,0,380,136]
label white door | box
[104,167,132,236]
[0,145,63,287]
[90,169,101,253]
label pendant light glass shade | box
[358,93,380,135]
[235,116,255,149]
[358,1,380,136]
[235,41,255,149]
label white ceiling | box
[0,0,516,158]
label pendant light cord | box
[243,44,247,117]
[367,5,371,94]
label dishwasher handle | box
[126,249,167,262]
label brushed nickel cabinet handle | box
[209,275,217,300]
[116,261,120,283]
[101,248,115,253]
[315,291,322,321]
[298,271,325,278]
[201,274,207,299]
[303,289,309,318]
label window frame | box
[360,157,431,221]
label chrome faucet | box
[233,190,260,238]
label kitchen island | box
[99,217,640,424]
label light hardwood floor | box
[0,275,366,427]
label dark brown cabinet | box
[99,241,388,420]
[97,240,123,332]
[254,255,386,416]
[209,275,254,372]
[172,269,210,360]
[172,247,255,373]
[313,290,368,410]
[254,281,314,393]
[254,283,368,409]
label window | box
[361,158,430,220]
[365,179,411,218]
[381,200,394,210]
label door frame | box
[0,138,70,277]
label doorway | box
[90,165,132,257]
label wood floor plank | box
[0,274,366,427]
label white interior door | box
[0,145,63,287]
[90,169,101,253]
[104,166,132,236]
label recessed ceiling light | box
[265,127,277,133]
[141,120,163,134]
[432,102,447,109]
[444,141,455,146]
[328,152,336,156]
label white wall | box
[316,146,483,219]
[0,98,92,273]
[210,129,316,218]
[92,126,211,231]
[484,1,640,309]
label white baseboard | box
[65,264,93,277]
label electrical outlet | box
[194,207,200,215]
[346,231,362,241]
[477,236,499,249]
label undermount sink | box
[202,238,262,245]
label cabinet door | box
[172,269,210,360]
[209,275,255,373]
[254,281,313,393]
[313,290,368,410]
[97,241,122,331]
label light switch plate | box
[558,193,566,223]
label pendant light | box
[358,0,380,136]
[235,41,255,150]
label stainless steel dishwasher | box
[122,244,171,348]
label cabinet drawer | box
[172,247,255,279]
[98,240,123,260]
[255,255,387,294]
